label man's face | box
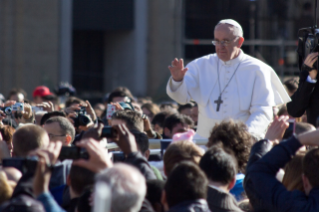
[214,24,242,62]
[9,93,24,103]
[165,123,188,138]
[43,122,67,145]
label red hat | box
[32,86,53,98]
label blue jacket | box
[244,137,319,212]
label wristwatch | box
[302,64,315,72]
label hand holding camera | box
[112,124,138,155]
[32,141,62,197]
[73,138,113,173]
[304,52,319,80]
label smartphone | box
[106,104,116,120]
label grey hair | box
[96,163,146,212]
[45,116,75,141]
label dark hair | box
[130,129,149,155]
[165,161,207,208]
[283,78,298,93]
[163,141,203,176]
[151,110,175,127]
[199,146,237,185]
[207,120,252,173]
[112,110,144,132]
[76,187,93,212]
[65,96,85,108]
[303,148,319,188]
[107,87,134,103]
[40,111,66,126]
[45,116,75,142]
[7,88,27,100]
[163,113,191,132]
[178,102,194,113]
[69,165,95,195]
[146,180,165,207]
[13,125,48,157]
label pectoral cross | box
[214,95,223,112]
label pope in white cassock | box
[166,19,291,139]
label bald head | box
[96,163,146,212]
[13,124,49,157]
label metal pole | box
[250,1,256,56]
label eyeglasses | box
[48,133,66,140]
[212,37,238,46]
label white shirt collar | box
[220,49,244,66]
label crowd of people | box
[0,80,317,212]
[1,18,319,212]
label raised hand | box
[73,138,113,173]
[112,124,138,155]
[168,58,189,82]
[304,52,318,80]
[265,115,289,144]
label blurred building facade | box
[0,0,315,101]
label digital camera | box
[296,0,319,70]
[72,106,91,127]
[2,156,38,174]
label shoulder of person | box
[186,54,216,68]
[242,53,274,74]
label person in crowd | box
[64,97,85,108]
[142,103,160,122]
[151,110,175,135]
[162,161,210,212]
[0,125,15,156]
[93,103,105,119]
[287,52,319,127]
[199,146,242,212]
[146,180,165,212]
[163,140,203,176]
[245,128,319,212]
[167,19,290,139]
[7,88,27,103]
[40,111,67,126]
[0,170,13,205]
[163,113,193,139]
[33,86,55,104]
[12,124,49,157]
[107,86,135,104]
[43,116,75,146]
[282,152,305,193]
[191,103,199,126]
[64,164,95,212]
[131,129,163,180]
[96,163,146,212]
[283,78,298,97]
[178,102,195,118]
[111,110,144,132]
[206,119,253,200]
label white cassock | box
[167,50,291,139]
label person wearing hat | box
[167,19,291,139]
[33,86,54,104]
